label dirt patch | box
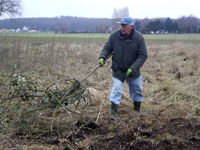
[152,102,193,122]
[3,100,200,150]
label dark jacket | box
[99,29,147,82]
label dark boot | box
[134,101,141,112]
[111,102,118,118]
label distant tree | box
[42,27,46,32]
[142,24,148,34]
[198,23,200,33]
[96,20,107,33]
[142,19,164,33]
[111,6,129,32]
[54,26,61,33]
[134,21,140,31]
[140,18,151,33]
[177,15,199,33]
[164,17,178,33]
[165,17,173,32]
[187,15,199,33]
[0,0,22,17]
[172,20,178,33]
[60,25,68,34]
[154,19,164,31]
[147,21,155,32]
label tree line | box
[96,16,200,34]
[97,7,200,34]
[135,15,200,34]
[0,16,112,33]
[0,15,199,34]
[0,1,200,34]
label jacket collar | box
[119,28,135,40]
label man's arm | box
[99,36,113,60]
[129,36,148,74]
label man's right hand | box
[98,58,104,67]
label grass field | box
[0,33,200,149]
[0,33,200,45]
[2,32,200,38]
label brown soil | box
[6,99,200,150]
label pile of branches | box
[0,70,99,133]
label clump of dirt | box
[152,102,193,122]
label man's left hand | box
[126,69,134,77]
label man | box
[98,16,147,117]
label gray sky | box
[21,0,199,19]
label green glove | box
[98,58,104,66]
[126,68,133,77]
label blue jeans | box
[109,76,143,105]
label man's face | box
[120,24,133,35]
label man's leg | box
[128,76,143,112]
[109,77,123,117]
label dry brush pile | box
[0,36,200,149]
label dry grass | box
[0,36,200,149]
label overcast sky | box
[21,0,199,19]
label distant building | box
[156,30,168,34]
[28,30,38,33]
[21,25,30,32]
[150,31,154,34]
[16,28,21,32]
[156,30,165,34]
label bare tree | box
[187,15,199,33]
[177,15,199,33]
[139,17,150,33]
[0,0,22,18]
[96,19,107,33]
[111,7,129,32]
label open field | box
[2,32,200,39]
[1,32,200,40]
[1,33,200,44]
[0,33,200,149]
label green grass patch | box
[1,33,200,45]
